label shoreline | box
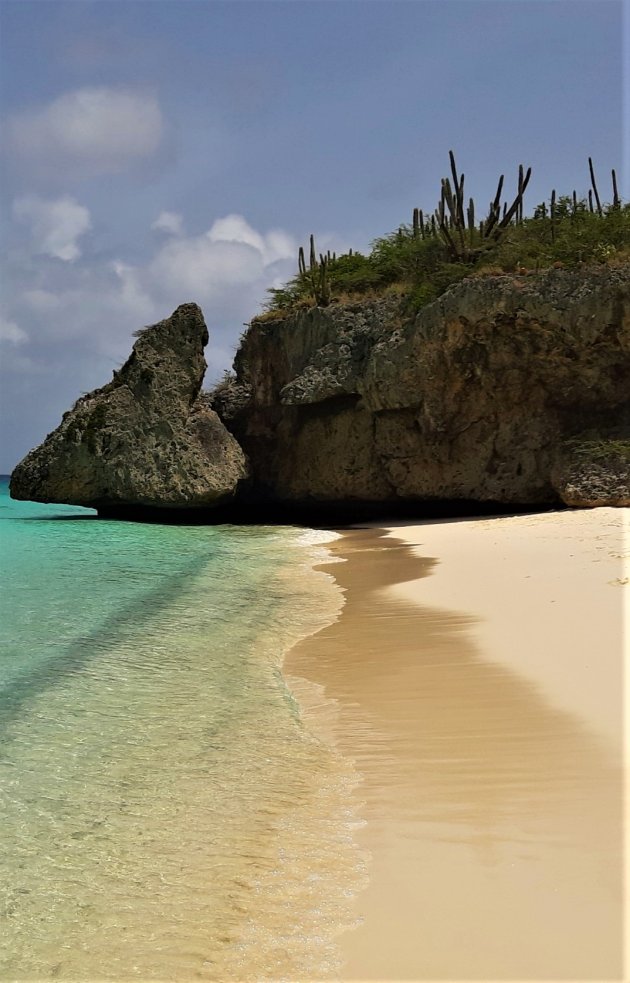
[285,508,625,981]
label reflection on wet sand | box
[287,528,623,981]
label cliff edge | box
[216,265,630,510]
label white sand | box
[288,507,626,980]
[385,507,627,753]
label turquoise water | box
[0,480,361,980]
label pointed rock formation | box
[10,304,248,511]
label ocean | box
[0,479,363,980]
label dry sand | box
[286,507,626,982]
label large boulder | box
[10,304,248,510]
[551,440,630,507]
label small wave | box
[0,492,364,981]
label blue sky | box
[0,0,625,471]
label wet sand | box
[285,508,625,981]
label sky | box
[0,0,626,472]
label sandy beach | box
[286,507,626,982]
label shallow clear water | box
[0,481,362,980]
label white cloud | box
[0,316,28,345]
[207,214,295,265]
[149,235,264,300]
[111,261,158,324]
[147,215,296,306]
[152,211,184,236]
[13,195,92,261]
[7,87,164,176]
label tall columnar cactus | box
[516,164,525,225]
[435,184,459,258]
[484,174,505,239]
[432,152,473,260]
[449,150,466,228]
[317,254,331,306]
[297,234,331,307]
[466,198,476,248]
[588,158,603,216]
[612,169,620,208]
[493,166,531,233]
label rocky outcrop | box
[11,268,630,516]
[10,304,248,510]
[221,265,630,509]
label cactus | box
[436,165,469,259]
[467,197,475,245]
[588,158,602,216]
[550,189,556,242]
[484,175,505,238]
[490,166,532,234]
[317,254,331,306]
[448,150,466,227]
[612,169,620,208]
[435,186,458,257]
[297,234,331,307]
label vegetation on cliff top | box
[257,153,629,321]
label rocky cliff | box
[215,265,630,510]
[11,267,630,517]
[10,304,248,510]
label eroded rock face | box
[221,266,630,508]
[10,304,248,509]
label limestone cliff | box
[10,304,248,510]
[217,265,630,509]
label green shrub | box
[258,160,628,320]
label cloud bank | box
[13,195,92,261]
[7,87,164,178]
[4,207,298,372]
